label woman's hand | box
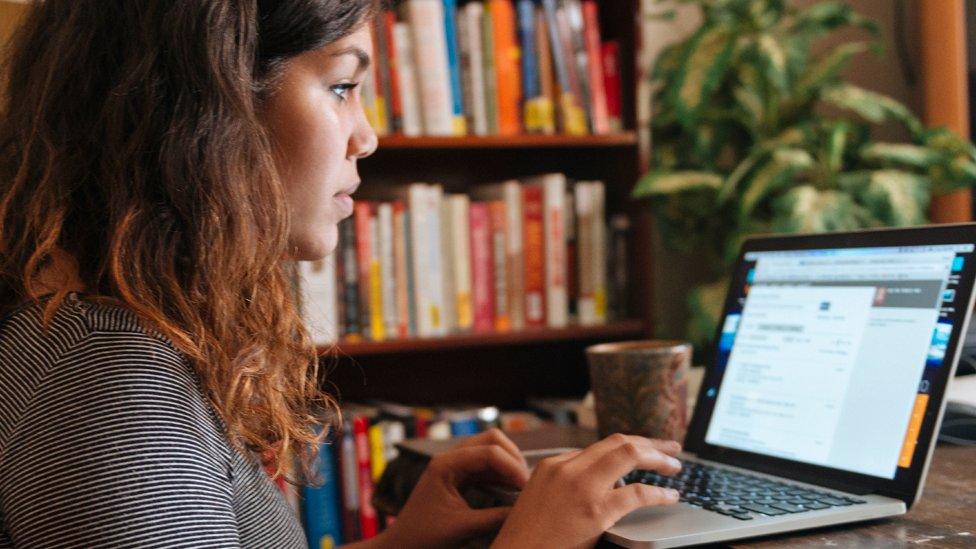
[491,433,683,549]
[377,429,531,549]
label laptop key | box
[740,503,787,516]
[770,502,809,513]
[817,497,852,506]
[730,513,754,520]
[803,501,831,510]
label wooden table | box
[725,444,976,548]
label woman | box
[0,1,683,547]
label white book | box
[447,194,473,330]
[406,0,455,136]
[575,182,597,325]
[394,22,423,137]
[526,173,568,328]
[406,184,447,336]
[297,258,338,345]
[587,180,608,322]
[461,2,489,136]
[378,203,398,340]
[440,198,457,333]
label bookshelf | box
[322,0,652,408]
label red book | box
[488,200,511,332]
[470,202,495,333]
[522,186,546,327]
[353,415,379,539]
[383,10,403,133]
[353,202,374,340]
[582,1,610,134]
[601,40,622,132]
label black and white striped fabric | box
[0,292,306,548]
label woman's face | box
[263,24,377,260]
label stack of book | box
[363,0,623,137]
[297,174,633,345]
[299,399,582,547]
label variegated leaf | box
[633,171,724,198]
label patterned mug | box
[586,340,691,443]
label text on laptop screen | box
[704,244,974,479]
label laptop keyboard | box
[623,461,866,520]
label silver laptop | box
[606,224,976,548]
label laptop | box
[606,223,976,548]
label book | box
[588,181,607,322]
[337,219,361,340]
[383,11,403,133]
[405,184,447,336]
[601,40,623,133]
[535,6,558,134]
[460,2,490,135]
[488,0,522,135]
[447,194,474,330]
[472,180,525,329]
[372,14,392,136]
[488,200,511,331]
[470,202,495,333]
[392,201,411,338]
[303,439,344,548]
[442,0,467,135]
[353,414,379,539]
[542,0,587,134]
[440,197,457,333]
[522,184,546,327]
[582,0,610,134]
[368,210,385,341]
[339,423,361,542]
[563,0,593,132]
[609,213,631,320]
[377,203,397,339]
[353,202,374,340]
[517,0,543,134]
[406,0,455,135]
[394,22,423,136]
[527,173,568,328]
[297,258,338,345]
[574,182,597,325]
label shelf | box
[376,132,638,150]
[320,319,646,357]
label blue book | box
[303,441,343,549]
[443,0,467,134]
[516,0,539,103]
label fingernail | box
[668,457,682,469]
[666,489,680,500]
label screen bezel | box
[684,223,976,506]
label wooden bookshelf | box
[377,132,638,150]
[324,0,652,408]
[322,319,645,357]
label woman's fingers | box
[604,483,681,523]
[455,428,527,468]
[431,444,530,489]
[569,433,682,477]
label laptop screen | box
[703,243,975,480]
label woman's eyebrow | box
[331,46,371,73]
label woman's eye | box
[330,82,359,101]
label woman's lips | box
[334,193,354,218]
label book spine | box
[339,424,361,542]
[462,3,489,136]
[517,0,542,134]
[488,200,510,331]
[409,184,446,336]
[542,174,568,328]
[565,189,578,319]
[297,259,339,346]
[407,0,455,136]
[564,0,592,132]
[372,13,391,136]
[489,0,522,135]
[368,421,387,483]
[449,195,473,331]
[353,415,379,539]
[481,5,499,134]
[404,208,418,336]
[535,7,558,134]
[393,201,411,338]
[503,181,525,330]
[303,440,343,548]
[384,11,403,133]
[440,197,457,334]
[610,214,631,320]
[378,203,397,339]
[339,219,362,341]
[368,211,385,341]
[522,185,546,327]
[601,40,623,132]
[575,182,596,325]
[353,202,373,340]
[582,0,610,134]
[395,22,423,136]
[470,202,494,332]
[443,0,467,135]
[591,181,607,322]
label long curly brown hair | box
[0,0,375,480]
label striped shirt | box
[0,292,306,548]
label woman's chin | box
[288,227,339,261]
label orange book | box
[489,0,522,135]
[488,200,511,331]
[522,185,546,327]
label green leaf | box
[860,143,941,169]
[795,42,869,98]
[856,170,930,226]
[756,33,788,92]
[822,84,924,137]
[739,148,815,216]
[772,186,869,233]
[668,26,737,126]
[632,171,724,199]
[789,2,879,38]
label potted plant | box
[634,0,976,350]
